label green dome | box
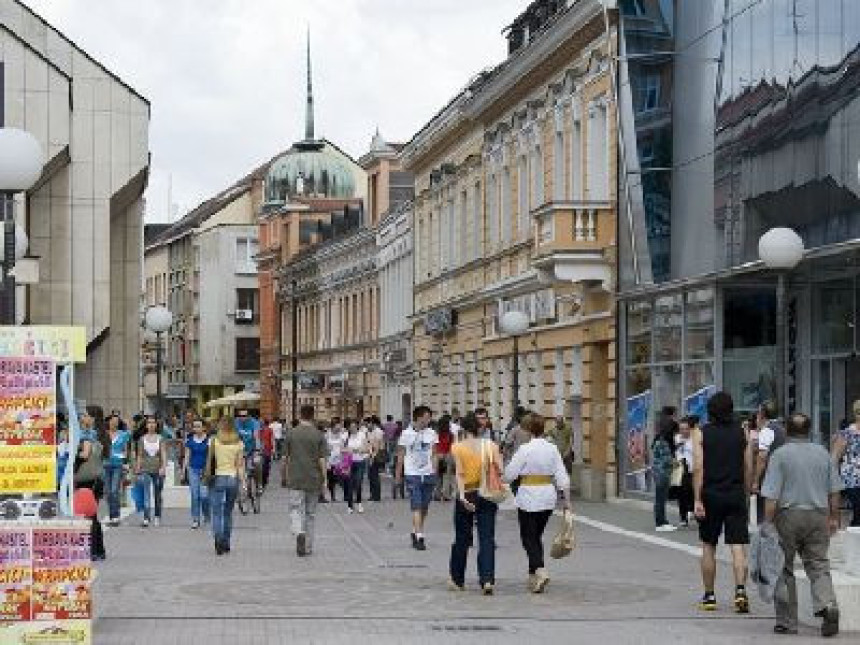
[265,140,356,204]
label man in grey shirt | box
[761,412,843,637]
[285,405,329,557]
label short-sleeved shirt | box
[185,435,210,470]
[761,438,843,511]
[399,426,438,477]
[451,441,482,489]
[213,439,243,477]
[106,429,131,466]
[286,421,329,492]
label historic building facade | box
[403,0,618,498]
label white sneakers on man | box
[655,524,677,532]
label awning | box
[203,391,261,409]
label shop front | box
[619,245,860,495]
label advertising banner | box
[31,528,91,622]
[0,327,86,363]
[0,528,32,621]
[0,358,56,446]
[0,619,91,644]
[684,385,716,424]
[626,390,652,472]
[0,445,57,494]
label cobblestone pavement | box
[92,481,831,644]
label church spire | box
[305,27,315,141]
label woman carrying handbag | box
[504,413,571,593]
[448,413,503,595]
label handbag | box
[201,439,216,485]
[669,459,684,488]
[73,441,103,485]
[550,509,576,559]
[478,440,508,504]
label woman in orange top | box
[448,412,502,595]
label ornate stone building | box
[403,0,618,498]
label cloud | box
[22,0,524,222]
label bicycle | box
[237,451,262,515]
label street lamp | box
[0,128,45,324]
[145,305,173,415]
[500,309,530,419]
[758,227,804,416]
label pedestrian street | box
[92,485,824,645]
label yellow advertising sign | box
[0,619,91,644]
[0,327,86,363]
[0,445,56,494]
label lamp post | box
[758,227,804,416]
[145,305,173,415]
[0,128,45,324]
[290,278,298,424]
[499,310,530,419]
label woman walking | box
[208,418,245,554]
[103,413,131,527]
[346,420,369,514]
[675,416,697,527]
[449,413,500,595]
[504,413,570,593]
[325,421,347,502]
[435,416,455,501]
[651,413,677,532]
[833,401,860,526]
[74,412,106,561]
[135,416,167,528]
[183,419,211,529]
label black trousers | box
[677,470,694,522]
[368,460,382,502]
[76,479,105,559]
[517,509,552,574]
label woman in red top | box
[435,416,455,501]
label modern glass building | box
[617,0,860,493]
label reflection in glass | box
[653,294,682,362]
[686,362,715,398]
[627,300,653,365]
[723,359,776,416]
[686,288,715,359]
[724,288,776,351]
[815,280,854,354]
[814,360,832,446]
[654,363,682,417]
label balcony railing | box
[532,201,614,259]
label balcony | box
[531,201,614,290]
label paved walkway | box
[92,484,833,644]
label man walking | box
[693,391,752,613]
[396,405,438,550]
[285,405,328,557]
[761,412,842,637]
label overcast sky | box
[25,0,525,223]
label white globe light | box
[758,227,804,270]
[500,309,529,335]
[145,305,173,333]
[0,128,45,191]
[14,224,28,260]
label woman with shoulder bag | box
[135,416,167,528]
[504,413,571,594]
[184,419,211,529]
[448,413,501,595]
[74,412,106,560]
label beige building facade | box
[403,0,618,498]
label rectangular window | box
[487,175,498,249]
[235,288,258,323]
[459,190,468,264]
[473,182,483,258]
[571,117,582,200]
[531,145,544,212]
[448,198,457,268]
[553,130,565,201]
[518,156,528,238]
[235,237,259,274]
[501,167,512,243]
[235,337,260,373]
[636,73,660,113]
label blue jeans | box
[103,464,124,520]
[654,474,670,527]
[187,467,210,523]
[349,460,367,506]
[138,472,164,521]
[449,492,497,586]
[210,475,238,546]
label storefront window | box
[627,300,652,365]
[723,288,776,415]
[815,279,854,354]
[624,368,652,494]
[686,288,714,359]
[685,362,714,398]
[653,294,682,362]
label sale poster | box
[0,528,32,621]
[0,357,56,446]
[31,529,91,622]
[0,445,57,494]
[0,619,91,644]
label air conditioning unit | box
[235,309,254,322]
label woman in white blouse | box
[345,420,370,514]
[503,413,571,593]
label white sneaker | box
[357,503,364,514]
[141,519,150,528]
[347,507,354,515]
[655,524,677,532]
[153,517,161,527]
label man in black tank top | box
[693,391,752,614]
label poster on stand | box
[626,390,652,472]
[0,618,91,644]
[684,385,716,424]
[0,527,32,621]
[0,357,56,446]
[31,528,91,621]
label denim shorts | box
[405,475,436,511]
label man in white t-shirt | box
[271,419,284,460]
[396,405,438,551]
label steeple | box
[305,28,315,141]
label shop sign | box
[0,445,57,494]
[0,358,56,446]
[0,327,86,363]
[31,528,92,621]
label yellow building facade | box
[403,0,618,498]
